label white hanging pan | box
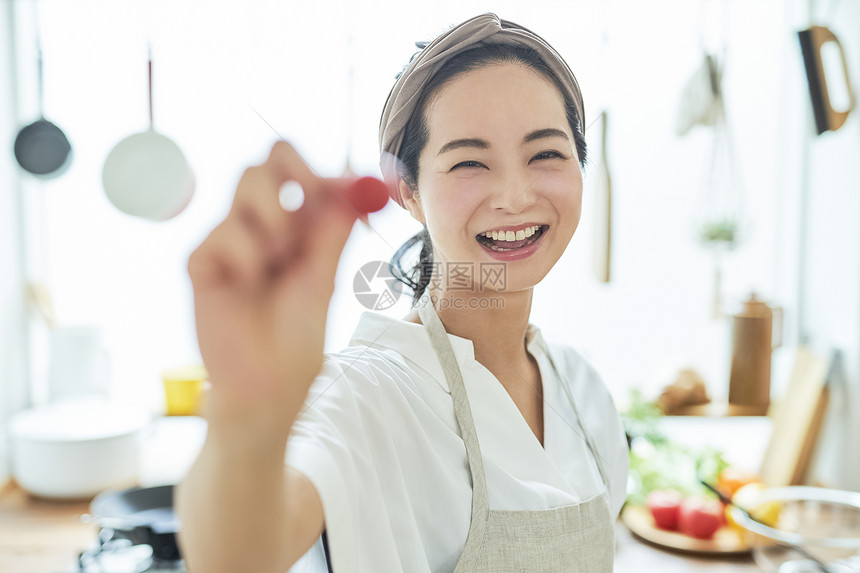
[102,47,194,221]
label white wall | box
[4,0,858,488]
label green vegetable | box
[622,389,730,507]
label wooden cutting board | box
[758,346,831,486]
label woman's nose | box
[489,168,538,212]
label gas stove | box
[66,485,185,573]
[71,526,186,573]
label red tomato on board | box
[678,497,723,539]
[646,490,683,531]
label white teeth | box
[481,225,543,241]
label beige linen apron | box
[417,299,615,572]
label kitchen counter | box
[0,481,760,573]
[0,480,95,573]
[0,415,769,572]
[0,487,760,572]
[0,416,208,573]
[614,521,758,571]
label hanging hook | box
[148,42,154,130]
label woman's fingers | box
[189,216,268,292]
[285,192,358,300]
[262,140,320,188]
[230,165,292,258]
[263,141,365,218]
[191,139,371,304]
[230,141,359,260]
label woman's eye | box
[531,150,566,162]
[451,160,486,171]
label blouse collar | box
[348,310,549,394]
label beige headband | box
[378,12,585,208]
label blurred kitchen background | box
[1,0,858,496]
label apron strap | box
[417,298,489,563]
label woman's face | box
[403,62,583,294]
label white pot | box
[9,397,151,499]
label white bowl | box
[9,397,151,499]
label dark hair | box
[388,42,588,306]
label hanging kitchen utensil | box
[678,2,746,319]
[342,31,356,180]
[102,46,194,221]
[335,30,375,228]
[675,53,723,137]
[13,29,73,177]
[25,280,57,329]
[588,14,612,284]
[677,50,745,316]
[798,25,856,135]
[591,110,612,283]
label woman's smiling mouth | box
[475,224,549,259]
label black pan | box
[14,117,72,176]
[90,484,336,571]
[89,484,181,562]
[14,45,73,178]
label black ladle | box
[14,43,73,178]
[700,480,835,573]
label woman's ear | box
[400,179,425,224]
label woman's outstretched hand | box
[187,141,386,435]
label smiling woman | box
[387,41,588,304]
[176,13,628,573]
[398,62,583,280]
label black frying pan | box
[90,484,181,562]
[14,118,72,176]
[90,484,336,571]
[14,45,73,178]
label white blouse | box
[286,311,629,573]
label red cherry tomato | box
[342,176,389,214]
[678,497,723,539]
[646,490,683,531]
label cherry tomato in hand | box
[340,176,389,214]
